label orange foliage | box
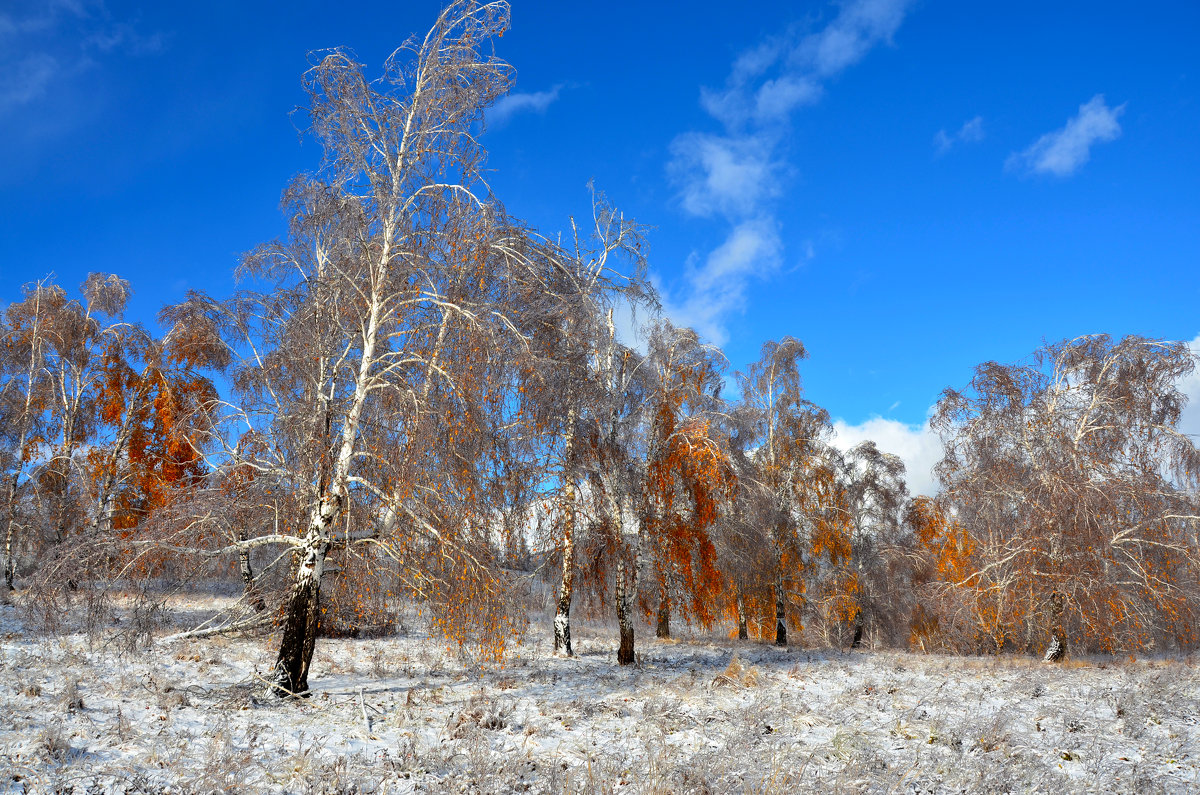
[643,365,736,631]
[908,497,974,585]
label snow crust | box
[1,595,1198,793]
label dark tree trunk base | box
[270,538,328,698]
[1044,591,1067,663]
[615,554,634,666]
[656,603,670,639]
[850,614,864,649]
[617,626,635,666]
[735,589,748,640]
[774,567,787,647]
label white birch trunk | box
[554,409,577,657]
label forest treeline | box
[2,1,1198,694]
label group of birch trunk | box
[4,1,1200,693]
[544,325,924,664]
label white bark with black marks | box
[554,408,577,657]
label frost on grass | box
[1,595,1198,793]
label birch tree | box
[712,401,775,640]
[808,441,907,648]
[1,275,152,588]
[36,275,125,549]
[588,309,649,665]
[841,442,909,647]
[932,335,1200,657]
[639,320,733,640]
[522,196,651,657]
[170,0,642,694]
[84,298,223,543]
[1,281,56,590]
[736,338,832,646]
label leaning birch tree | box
[175,0,639,694]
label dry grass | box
[710,654,761,689]
[1,596,1198,793]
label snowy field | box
[2,593,1199,794]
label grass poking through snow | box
[1,595,1198,793]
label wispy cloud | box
[663,0,914,343]
[0,54,59,112]
[1007,94,1125,177]
[0,0,164,114]
[488,85,562,127]
[934,115,984,153]
[86,22,165,55]
[661,218,781,346]
[699,0,910,130]
[0,0,82,41]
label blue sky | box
[3,0,1199,493]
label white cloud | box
[86,23,165,55]
[934,115,984,153]
[487,85,562,127]
[753,74,823,122]
[958,116,985,142]
[48,0,90,18]
[668,132,778,218]
[662,0,914,344]
[0,2,79,41]
[832,413,943,497]
[1007,94,1125,177]
[730,38,783,83]
[1179,335,1200,443]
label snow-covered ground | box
[2,594,1198,793]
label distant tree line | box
[2,1,1197,693]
